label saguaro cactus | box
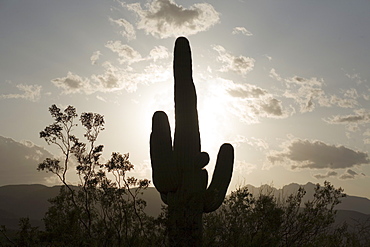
[150,37,234,246]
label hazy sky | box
[1,0,370,198]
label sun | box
[197,83,232,157]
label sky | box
[1,0,370,199]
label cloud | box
[51,72,93,94]
[92,62,125,91]
[324,109,370,133]
[232,27,253,36]
[91,61,141,93]
[283,75,330,112]
[227,83,268,99]
[234,160,257,175]
[339,169,365,180]
[325,109,370,125]
[315,169,366,180]
[270,69,332,113]
[343,70,367,85]
[125,0,220,39]
[286,76,323,87]
[54,50,171,95]
[269,69,282,81]
[329,95,358,108]
[343,88,359,99]
[268,139,370,170]
[224,81,287,122]
[232,135,269,150]
[148,45,169,61]
[314,171,338,179]
[92,61,171,93]
[213,45,255,76]
[264,55,272,61]
[271,69,363,113]
[0,136,54,185]
[105,41,142,64]
[364,129,370,144]
[90,51,102,65]
[109,17,136,41]
[96,95,107,102]
[0,84,42,102]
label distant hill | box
[0,183,369,230]
[0,184,163,230]
[244,182,370,215]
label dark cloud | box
[268,139,370,170]
[0,84,42,102]
[0,136,54,185]
[125,0,219,38]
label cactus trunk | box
[150,37,234,247]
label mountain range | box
[0,183,369,230]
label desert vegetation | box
[0,104,369,246]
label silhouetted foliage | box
[202,181,370,247]
[35,104,157,246]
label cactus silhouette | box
[150,37,234,246]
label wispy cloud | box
[53,41,172,95]
[213,45,255,76]
[232,26,253,36]
[105,41,142,64]
[124,0,220,39]
[269,68,282,81]
[52,72,93,94]
[325,109,370,125]
[268,138,370,170]
[0,84,42,102]
[90,51,102,65]
[343,69,367,85]
[109,17,136,41]
[148,45,169,61]
[232,135,269,150]
[270,69,362,113]
[224,81,288,122]
[329,95,358,109]
[283,75,328,113]
[92,61,133,92]
[324,109,370,133]
[364,129,370,144]
[234,160,257,175]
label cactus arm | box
[204,143,234,213]
[150,111,177,193]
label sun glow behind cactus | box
[198,89,229,154]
